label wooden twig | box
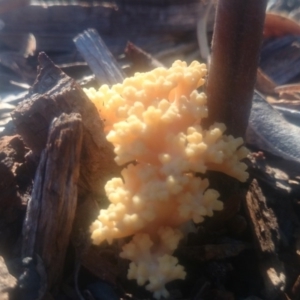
[205,0,267,137]
[22,113,83,289]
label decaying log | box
[22,113,82,289]
[74,29,125,85]
[245,179,286,299]
[11,52,119,197]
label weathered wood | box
[22,113,83,289]
[248,152,291,195]
[74,29,125,85]
[245,179,280,254]
[11,52,119,197]
[245,179,286,299]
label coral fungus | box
[85,60,248,299]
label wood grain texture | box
[74,29,125,85]
[22,113,83,289]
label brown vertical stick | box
[205,0,267,137]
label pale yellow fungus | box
[85,60,249,299]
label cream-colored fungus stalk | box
[85,60,249,299]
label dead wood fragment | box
[11,52,119,197]
[124,41,165,75]
[245,179,286,299]
[205,0,267,137]
[245,179,280,254]
[74,29,125,85]
[248,152,291,195]
[22,113,83,290]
